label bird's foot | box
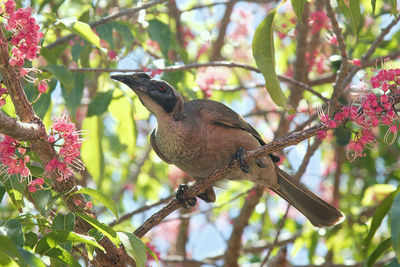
[269,153,280,163]
[176,184,197,208]
[230,147,250,173]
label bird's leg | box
[269,153,281,163]
[176,184,197,208]
[230,147,250,173]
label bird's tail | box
[271,167,344,227]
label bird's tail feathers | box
[271,167,344,227]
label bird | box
[111,73,344,227]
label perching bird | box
[111,73,344,227]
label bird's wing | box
[186,99,266,145]
[150,129,173,164]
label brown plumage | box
[111,73,344,227]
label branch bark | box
[0,111,43,140]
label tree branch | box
[0,111,43,140]
[223,185,264,267]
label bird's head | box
[111,73,184,120]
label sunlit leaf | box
[118,232,146,267]
[338,0,361,35]
[390,192,400,260]
[81,116,105,184]
[145,245,160,266]
[75,187,119,219]
[252,11,286,107]
[55,18,102,49]
[290,0,307,22]
[363,187,400,249]
[109,91,136,155]
[1,174,25,212]
[75,212,120,246]
[365,238,392,267]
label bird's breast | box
[154,121,201,164]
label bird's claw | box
[230,147,250,173]
[176,184,197,208]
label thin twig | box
[260,205,290,266]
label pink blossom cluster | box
[28,178,44,193]
[0,83,7,107]
[142,67,163,77]
[319,68,400,161]
[309,11,331,34]
[178,26,195,48]
[2,0,43,67]
[45,114,84,180]
[196,67,228,97]
[0,135,31,180]
[229,8,253,42]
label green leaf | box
[96,23,115,50]
[145,245,160,266]
[24,232,38,249]
[36,230,104,254]
[18,249,47,267]
[252,11,286,107]
[1,219,24,247]
[364,187,400,249]
[148,19,171,58]
[53,213,75,231]
[0,236,43,267]
[390,192,400,260]
[56,18,102,49]
[61,72,84,118]
[365,238,392,267]
[35,241,80,267]
[33,91,51,119]
[371,0,376,14]
[113,22,135,49]
[290,0,307,22]
[338,0,361,35]
[0,184,5,204]
[390,0,398,17]
[71,43,83,63]
[46,65,75,93]
[75,212,120,246]
[87,90,114,117]
[81,116,105,183]
[1,174,25,212]
[31,189,52,216]
[1,95,15,118]
[75,187,119,219]
[118,232,146,267]
[109,91,136,155]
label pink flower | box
[108,50,117,60]
[317,130,327,140]
[348,59,362,67]
[86,201,93,210]
[309,11,330,34]
[38,79,48,93]
[28,185,37,193]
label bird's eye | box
[158,84,167,92]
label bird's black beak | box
[111,73,153,93]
